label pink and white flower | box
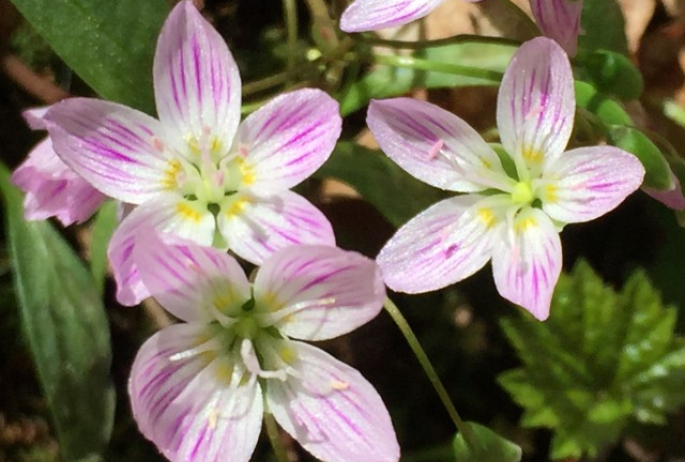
[340,0,583,56]
[367,37,644,320]
[129,231,399,462]
[11,108,106,226]
[43,1,340,305]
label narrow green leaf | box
[574,81,632,126]
[578,0,628,55]
[607,126,674,190]
[315,142,443,226]
[0,164,115,462]
[90,201,118,295]
[339,42,516,115]
[9,0,169,113]
[452,422,522,462]
[576,50,643,100]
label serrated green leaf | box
[499,260,685,460]
[453,422,521,462]
[578,0,628,55]
[9,0,169,113]
[339,42,516,115]
[607,126,674,190]
[0,164,115,462]
[90,201,118,295]
[315,142,443,226]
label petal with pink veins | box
[236,89,341,192]
[217,190,335,265]
[377,195,506,294]
[491,208,562,321]
[340,0,447,32]
[266,340,399,462]
[497,37,575,173]
[644,172,685,210]
[43,98,170,204]
[540,146,645,224]
[368,98,509,193]
[530,0,583,56]
[253,246,385,341]
[108,194,215,306]
[134,230,250,323]
[154,0,241,157]
[129,323,263,462]
[11,138,107,225]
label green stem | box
[383,298,478,451]
[374,53,503,82]
[242,72,291,96]
[283,0,299,73]
[496,0,539,37]
[264,412,290,462]
[362,34,520,50]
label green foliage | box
[339,41,516,115]
[0,164,115,462]
[453,422,521,462]
[574,81,632,127]
[9,0,169,114]
[607,126,674,190]
[315,142,443,227]
[89,201,118,295]
[576,50,643,100]
[498,261,685,460]
[579,0,628,55]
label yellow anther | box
[477,208,497,229]
[176,202,203,223]
[162,159,182,190]
[236,157,255,186]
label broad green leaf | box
[578,0,628,55]
[339,42,516,115]
[498,260,685,460]
[0,164,115,462]
[315,142,443,226]
[607,126,674,190]
[9,0,169,113]
[576,50,643,100]
[90,201,118,295]
[452,422,522,462]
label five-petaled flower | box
[12,107,107,226]
[42,0,341,305]
[340,0,583,56]
[128,230,400,462]
[367,37,645,320]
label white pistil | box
[240,338,288,381]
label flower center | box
[511,181,534,205]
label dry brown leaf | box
[619,0,657,53]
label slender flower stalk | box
[367,37,645,320]
[42,1,341,305]
[11,107,106,226]
[128,230,400,462]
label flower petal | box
[217,190,335,265]
[134,230,250,322]
[108,194,215,306]
[11,138,107,225]
[253,246,385,341]
[377,195,505,293]
[23,106,49,130]
[645,172,685,210]
[491,208,562,321]
[130,323,263,462]
[530,0,583,56]
[43,98,169,204]
[540,146,645,223]
[236,89,341,192]
[154,0,241,157]
[368,98,510,193]
[497,37,575,172]
[266,341,399,462]
[340,0,447,32]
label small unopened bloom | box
[43,1,340,305]
[367,37,644,320]
[129,231,399,462]
[11,108,106,225]
[340,0,583,57]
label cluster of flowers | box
[11,0,646,461]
